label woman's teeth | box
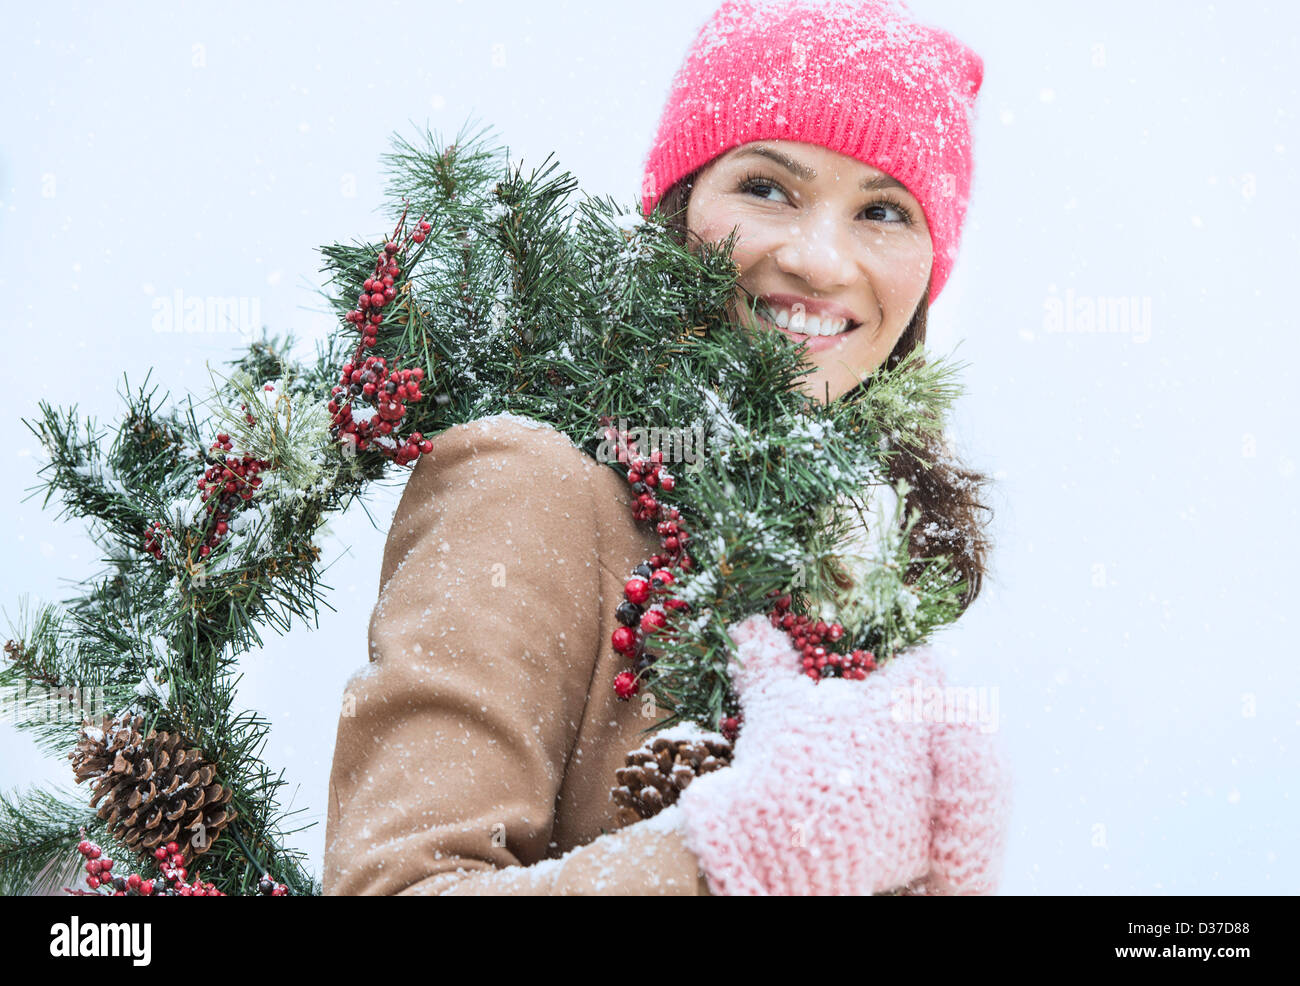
[756,301,852,336]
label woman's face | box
[685,139,933,404]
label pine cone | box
[611,728,733,826]
[69,712,237,865]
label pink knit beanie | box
[640,0,984,303]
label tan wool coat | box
[323,413,712,895]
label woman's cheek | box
[895,238,934,293]
[729,228,781,272]
[875,245,930,308]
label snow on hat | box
[640,0,984,303]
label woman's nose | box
[770,212,861,291]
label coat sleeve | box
[322,415,709,895]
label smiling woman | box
[323,0,1010,899]
[651,149,994,621]
[629,0,1009,896]
[684,139,934,404]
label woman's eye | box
[739,175,914,227]
[862,200,914,226]
[741,178,790,204]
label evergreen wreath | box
[1,118,976,895]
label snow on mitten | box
[676,612,1011,895]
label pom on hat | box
[640,0,984,303]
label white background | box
[2,0,1296,894]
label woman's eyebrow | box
[734,146,909,194]
[858,173,909,193]
[736,145,816,180]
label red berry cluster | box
[72,833,288,896]
[329,355,432,466]
[141,389,272,564]
[341,217,431,350]
[195,430,268,558]
[602,421,694,702]
[142,520,172,560]
[765,590,878,682]
[333,210,436,467]
[75,836,220,896]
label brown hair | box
[654,168,995,614]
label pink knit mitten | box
[676,613,1011,895]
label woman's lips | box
[753,307,862,353]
